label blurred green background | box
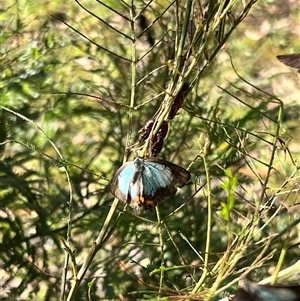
[1,0,299,300]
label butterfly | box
[231,280,300,301]
[110,157,191,210]
[277,53,300,73]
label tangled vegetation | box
[1,1,299,300]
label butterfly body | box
[110,157,190,210]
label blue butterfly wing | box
[141,161,175,202]
[110,157,190,209]
[257,286,299,301]
[109,161,136,204]
[110,160,147,205]
[141,158,190,203]
[144,158,190,186]
[232,282,300,301]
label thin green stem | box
[124,2,137,159]
[192,139,212,294]
[66,3,139,300]
[155,206,165,295]
[256,104,283,212]
[1,106,73,301]
[271,228,289,284]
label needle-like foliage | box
[1,1,299,300]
